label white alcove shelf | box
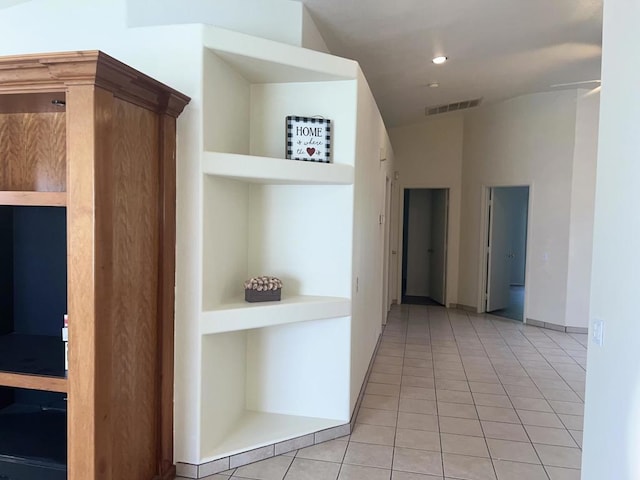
[202,411,344,461]
[194,25,358,469]
[202,27,358,162]
[202,152,354,185]
[200,317,351,462]
[201,295,350,334]
[202,27,358,85]
[202,174,353,311]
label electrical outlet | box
[592,319,604,346]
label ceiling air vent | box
[425,98,482,116]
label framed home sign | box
[286,116,332,163]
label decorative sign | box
[286,116,332,163]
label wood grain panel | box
[158,114,177,475]
[0,112,66,191]
[92,86,116,480]
[66,84,100,480]
[108,97,160,480]
[0,371,67,392]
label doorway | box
[401,188,448,306]
[382,176,392,325]
[484,186,529,321]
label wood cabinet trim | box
[0,51,190,117]
[0,191,66,206]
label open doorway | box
[381,176,392,325]
[484,186,529,321]
[401,188,448,306]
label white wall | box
[126,0,329,53]
[301,6,330,53]
[460,91,578,325]
[390,92,599,327]
[405,189,433,296]
[127,0,306,48]
[582,0,640,477]
[565,90,600,328]
[350,69,395,409]
[389,114,464,307]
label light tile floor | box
[185,305,587,480]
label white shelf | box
[201,295,351,334]
[202,410,345,461]
[202,151,354,185]
[203,26,358,84]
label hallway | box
[187,305,586,480]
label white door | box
[428,189,448,305]
[487,188,511,311]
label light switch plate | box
[592,319,604,346]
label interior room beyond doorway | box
[401,188,448,306]
[485,186,529,322]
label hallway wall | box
[565,91,599,328]
[582,0,640,477]
[391,90,599,328]
[460,91,577,326]
[389,114,464,307]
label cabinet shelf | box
[0,191,66,206]
[201,295,350,334]
[202,410,344,462]
[0,372,67,393]
[202,151,354,185]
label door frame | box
[381,175,392,325]
[397,185,450,306]
[477,183,534,321]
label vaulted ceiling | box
[298,0,603,127]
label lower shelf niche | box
[202,410,344,461]
[200,316,351,461]
[0,386,67,480]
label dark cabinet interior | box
[0,206,67,378]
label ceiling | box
[297,0,603,127]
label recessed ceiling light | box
[428,82,440,88]
[432,56,448,65]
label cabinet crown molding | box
[0,50,190,117]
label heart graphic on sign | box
[306,147,316,156]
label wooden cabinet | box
[0,51,189,480]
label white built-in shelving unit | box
[197,26,359,463]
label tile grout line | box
[423,306,446,479]
[389,308,407,480]
[487,316,571,477]
[457,309,501,480]
[489,317,557,477]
